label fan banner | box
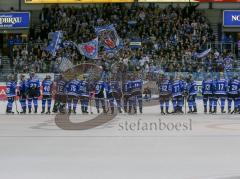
[45,31,63,56]
[95,24,122,53]
[195,48,211,59]
[78,38,98,59]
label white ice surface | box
[0,100,240,179]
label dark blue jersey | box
[131,80,143,93]
[65,79,80,96]
[110,81,121,93]
[123,81,132,95]
[26,77,40,93]
[79,80,89,97]
[95,81,106,95]
[56,79,67,95]
[202,79,213,95]
[213,78,228,95]
[42,79,53,95]
[104,82,113,96]
[187,81,198,96]
[172,80,184,97]
[19,80,27,95]
[181,80,187,92]
[228,79,240,95]
[158,79,172,95]
[6,81,16,97]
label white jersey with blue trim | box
[42,79,53,95]
[131,79,143,93]
[65,79,80,96]
[6,81,17,97]
[95,81,106,95]
[213,78,228,95]
[228,79,240,95]
[79,80,89,97]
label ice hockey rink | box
[0,100,240,179]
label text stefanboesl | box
[119,119,192,131]
[223,10,240,27]
[0,12,30,29]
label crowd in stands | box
[8,4,238,76]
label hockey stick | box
[184,96,187,114]
[14,98,19,114]
[89,97,93,114]
[105,98,110,113]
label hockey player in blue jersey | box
[122,75,132,113]
[6,75,17,114]
[131,75,143,114]
[202,74,214,114]
[186,75,198,113]
[65,75,80,114]
[171,75,185,114]
[213,73,228,113]
[18,74,27,114]
[79,74,90,114]
[157,74,172,115]
[26,72,40,114]
[95,79,107,114]
[41,75,53,114]
[227,75,240,114]
[109,75,122,114]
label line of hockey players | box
[5,72,144,115]
[5,71,240,115]
[157,72,240,114]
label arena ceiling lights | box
[138,0,240,1]
[146,0,198,1]
[25,0,134,3]
[25,0,240,2]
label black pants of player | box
[159,94,170,113]
[53,94,67,113]
[6,97,15,113]
[19,94,27,113]
[213,94,226,112]
[131,91,143,113]
[95,93,106,113]
[28,92,39,113]
[203,94,213,113]
[172,95,184,113]
[123,94,131,113]
[80,96,89,113]
[110,92,122,113]
[187,94,197,112]
[67,95,78,113]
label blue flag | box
[78,38,98,59]
[95,24,122,53]
[195,48,211,59]
[45,31,63,56]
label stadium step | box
[2,56,10,65]
[0,56,14,82]
[211,23,219,44]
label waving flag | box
[45,31,63,57]
[195,48,212,59]
[62,40,73,48]
[58,56,74,72]
[78,38,98,59]
[95,24,122,53]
